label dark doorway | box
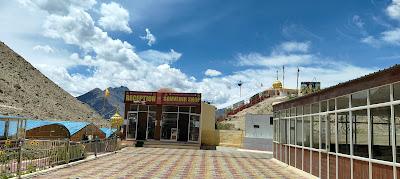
[178,113,189,142]
[136,112,148,140]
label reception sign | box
[124,91,157,104]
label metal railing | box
[0,138,119,178]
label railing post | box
[66,140,70,164]
[17,139,23,179]
[94,137,98,158]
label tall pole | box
[238,81,243,97]
[282,65,285,89]
[297,67,300,96]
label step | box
[141,141,200,150]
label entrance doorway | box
[178,113,189,142]
[136,112,148,140]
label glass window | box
[371,106,392,162]
[280,119,287,144]
[312,115,319,149]
[296,106,303,116]
[304,116,311,147]
[148,105,157,112]
[311,103,319,114]
[395,105,400,162]
[328,113,336,152]
[129,104,138,111]
[321,101,327,112]
[370,85,390,105]
[337,96,349,110]
[352,109,368,158]
[161,113,178,140]
[290,118,295,145]
[351,90,367,107]
[179,106,190,113]
[296,117,303,146]
[290,108,296,117]
[394,82,400,101]
[189,115,200,141]
[328,99,335,111]
[138,105,148,111]
[338,112,350,155]
[274,120,279,141]
[286,109,290,117]
[321,115,327,150]
[191,106,201,114]
[163,106,178,112]
[147,112,156,139]
[304,105,311,115]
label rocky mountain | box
[77,86,128,119]
[0,41,107,126]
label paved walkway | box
[33,147,311,179]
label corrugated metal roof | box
[100,128,117,138]
[26,120,90,136]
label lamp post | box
[237,81,243,97]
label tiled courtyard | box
[33,147,311,179]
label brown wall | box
[353,159,368,179]
[312,151,319,177]
[296,148,302,170]
[290,146,295,167]
[372,163,393,179]
[303,150,310,173]
[26,124,69,140]
[320,153,327,179]
[338,156,351,179]
[328,154,336,179]
[70,124,106,142]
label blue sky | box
[0,0,399,107]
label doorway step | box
[141,140,200,150]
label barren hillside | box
[0,41,107,126]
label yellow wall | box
[218,130,244,147]
[200,102,219,146]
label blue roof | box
[0,120,18,136]
[100,128,117,138]
[25,120,90,136]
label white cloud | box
[352,15,364,28]
[98,2,132,33]
[33,45,54,53]
[361,36,381,47]
[277,41,310,53]
[140,28,156,46]
[387,0,400,21]
[205,69,222,77]
[2,0,375,108]
[382,28,400,45]
[138,49,182,65]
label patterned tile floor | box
[34,147,310,179]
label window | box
[321,101,327,112]
[161,113,178,140]
[296,117,303,146]
[303,116,311,147]
[273,120,278,141]
[328,113,336,152]
[296,106,303,116]
[394,82,400,101]
[254,125,260,128]
[304,105,311,115]
[138,105,148,111]
[280,119,287,144]
[290,108,296,117]
[163,106,178,112]
[370,85,390,105]
[311,103,319,114]
[337,96,349,110]
[312,115,319,149]
[321,115,327,150]
[191,106,201,114]
[129,104,138,111]
[352,109,368,158]
[351,90,367,107]
[270,117,273,125]
[395,105,400,162]
[179,106,190,113]
[189,115,200,141]
[337,112,350,155]
[371,106,392,162]
[328,99,335,111]
[290,118,295,145]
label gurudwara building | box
[273,65,400,179]
[123,89,216,146]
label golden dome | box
[110,112,124,128]
[272,80,283,89]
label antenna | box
[297,67,300,96]
[282,65,285,89]
[237,81,243,97]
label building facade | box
[273,65,400,179]
[123,91,202,143]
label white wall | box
[244,114,273,139]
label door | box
[136,112,148,140]
[178,113,189,142]
[127,112,137,139]
[147,112,156,140]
